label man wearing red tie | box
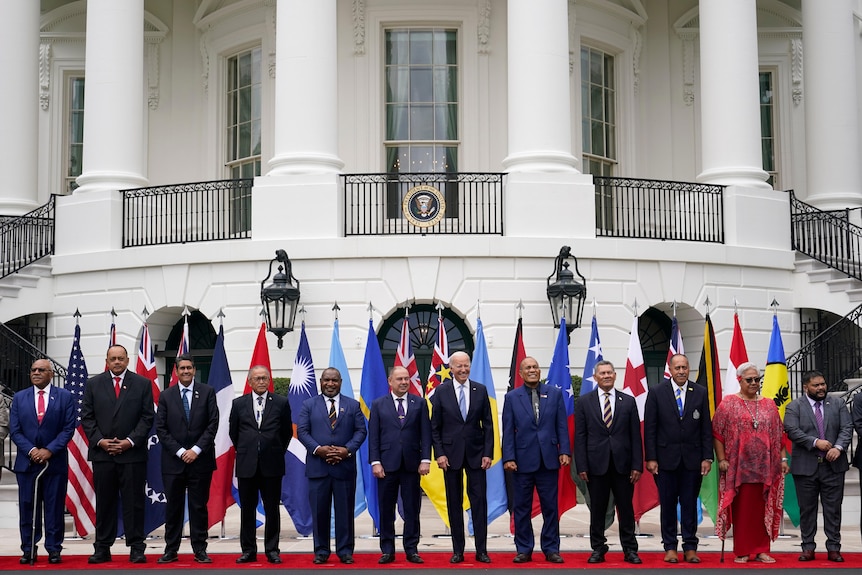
[10,359,76,564]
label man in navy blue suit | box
[297,367,367,565]
[644,353,713,564]
[155,354,219,564]
[502,356,570,564]
[574,360,642,565]
[10,359,76,564]
[368,366,431,565]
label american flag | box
[65,324,96,536]
[394,316,422,397]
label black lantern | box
[260,249,301,349]
[546,245,587,341]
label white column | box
[697,0,770,189]
[802,0,861,209]
[502,0,577,172]
[0,1,39,214]
[75,0,147,193]
[268,0,342,175]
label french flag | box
[207,324,236,527]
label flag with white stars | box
[65,324,96,536]
[580,315,604,396]
[546,317,577,515]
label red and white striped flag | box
[394,316,422,396]
[65,324,96,536]
[724,313,749,397]
[622,315,659,521]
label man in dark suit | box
[785,370,852,563]
[644,353,713,564]
[229,365,292,564]
[155,354,219,564]
[574,360,642,565]
[81,344,155,564]
[429,351,494,564]
[9,359,76,564]
[297,367,367,565]
[368,366,431,565]
[502,356,570,564]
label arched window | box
[161,310,217,388]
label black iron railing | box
[0,195,56,279]
[790,190,862,281]
[786,302,862,397]
[122,179,254,247]
[342,173,504,236]
[0,321,66,394]
[593,177,724,243]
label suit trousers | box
[163,467,213,554]
[795,465,845,551]
[308,474,356,558]
[237,467,282,555]
[443,466,487,554]
[93,460,147,553]
[586,466,637,553]
[655,466,702,551]
[511,462,560,555]
[17,470,67,553]
[377,469,421,555]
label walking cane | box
[30,460,50,565]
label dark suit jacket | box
[502,383,570,472]
[430,380,494,470]
[229,391,293,478]
[643,380,713,470]
[297,394,367,480]
[156,381,219,474]
[574,388,642,475]
[81,370,155,463]
[785,395,852,475]
[852,393,862,469]
[10,385,77,475]
[368,393,431,472]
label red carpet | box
[2,551,861,570]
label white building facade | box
[1,0,860,397]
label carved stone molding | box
[39,42,52,111]
[352,0,365,55]
[682,39,695,105]
[791,37,803,105]
[146,41,160,110]
[200,28,211,94]
[477,0,491,54]
[265,0,276,78]
[568,0,577,74]
[631,25,642,96]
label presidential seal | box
[402,184,446,228]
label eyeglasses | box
[742,376,762,384]
[30,367,50,373]
[250,376,270,382]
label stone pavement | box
[0,466,861,559]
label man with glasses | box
[229,365,293,564]
[9,359,76,564]
[644,353,713,564]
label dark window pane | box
[410,104,434,140]
[410,67,433,102]
[410,31,433,65]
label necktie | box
[256,395,264,427]
[458,385,467,420]
[182,388,191,421]
[397,397,405,426]
[815,401,826,447]
[329,398,337,428]
[114,376,121,398]
[531,387,540,422]
[603,392,613,428]
[37,390,45,424]
[675,387,683,417]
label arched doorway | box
[378,304,474,386]
[159,310,217,388]
[639,307,672,388]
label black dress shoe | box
[48,551,61,565]
[587,551,605,564]
[20,555,33,565]
[378,554,395,564]
[513,553,532,563]
[266,552,282,564]
[339,554,354,564]
[624,551,643,564]
[129,551,147,564]
[475,552,491,563]
[450,553,464,564]
[157,552,178,563]
[312,555,328,564]
[194,552,213,564]
[88,553,111,564]
[828,550,844,563]
[405,553,424,564]
[236,552,257,564]
[546,552,564,563]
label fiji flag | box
[282,322,315,536]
